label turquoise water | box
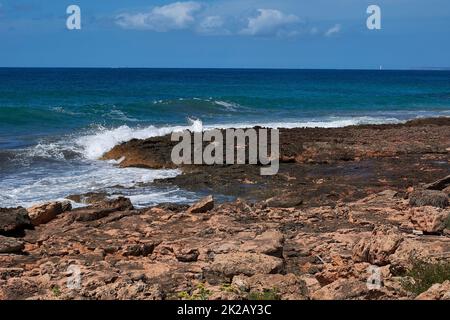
[1,68,449,207]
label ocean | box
[1,68,450,208]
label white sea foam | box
[75,118,204,160]
[214,100,239,111]
[0,160,181,208]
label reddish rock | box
[352,226,403,266]
[409,206,450,233]
[187,195,214,214]
[204,252,284,284]
[311,278,370,300]
[27,201,71,226]
[415,281,450,300]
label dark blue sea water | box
[1,68,449,207]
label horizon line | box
[1,66,450,71]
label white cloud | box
[116,1,202,32]
[324,24,341,37]
[240,9,300,37]
[197,15,229,35]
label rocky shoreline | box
[1,118,449,300]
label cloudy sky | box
[0,0,449,68]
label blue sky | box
[0,0,449,69]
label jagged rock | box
[352,226,403,266]
[0,207,32,235]
[311,278,370,300]
[240,230,284,257]
[27,201,71,226]
[73,197,133,222]
[409,190,448,208]
[415,281,450,300]
[204,252,284,284]
[187,195,214,214]
[0,235,24,254]
[298,274,322,297]
[424,175,450,191]
[409,206,450,233]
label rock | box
[122,243,155,257]
[0,235,25,254]
[409,190,448,208]
[311,278,369,300]
[204,252,284,284]
[352,226,403,266]
[415,281,450,300]
[240,230,284,258]
[265,195,303,208]
[66,192,108,205]
[91,197,133,211]
[298,274,321,297]
[423,175,450,191]
[409,206,450,233]
[187,196,214,214]
[0,207,32,235]
[27,201,71,226]
[73,197,133,222]
[175,248,200,262]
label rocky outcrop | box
[240,230,284,258]
[27,201,72,226]
[72,197,133,222]
[1,176,450,300]
[204,252,284,284]
[352,226,403,266]
[409,206,450,233]
[311,278,370,300]
[187,195,214,214]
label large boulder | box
[27,201,72,226]
[0,207,32,235]
[240,230,284,258]
[187,195,214,214]
[352,226,403,266]
[311,278,369,300]
[409,206,450,233]
[0,235,25,254]
[204,252,284,284]
[409,190,448,209]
